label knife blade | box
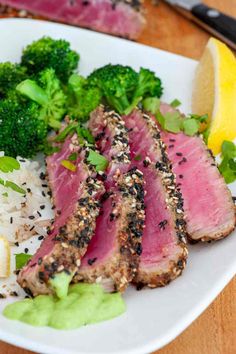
[164,0,236,50]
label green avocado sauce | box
[3,283,126,330]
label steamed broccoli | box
[16,68,67,129]
[87,64,163,115]
[21,37,79,83]
[0,98,47,158]
[132,67,163,102]
[0,62,27,98]
[67,74,102,121]
[88,64,138,115]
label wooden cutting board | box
[0,0,235,353]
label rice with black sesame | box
[0,152,53,243]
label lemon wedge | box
[192,37,236,155]
[0,236,11,278]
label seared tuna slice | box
[76,168,145,292]
[0,0,145,39]
[75,106,145,291]
[124,109,188,288]
[18,134,104,297]
[159,103,236,242]
[89,105,131,186]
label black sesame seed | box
[87,257,97,266]
[14,242,19,247]
[10,217,13,224]
[179,174,184,179]
[37,211,42,217]
[40,205,45,210]
[42,191,46,197]
[39,172,46,180]
[38,235,44,241]
[24,248,29,254]
[169,138,176,142]
[168,144,174,148]
[27,188,31,193]
[29,215,35,220]
[29,226,35,231]
[176,152,183,156]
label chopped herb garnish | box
[154,109,209,137]
[164,112,182,133]
[54,122,78,143]
[142,97,160,114]
[0,177,26,194]
[182,119,199,136]
[77,127,95,145]
[170,99,181,108]
[2,192,8,197]
[54,122,95,146]
[61,159,77,172]
[0,156,20,173]
[87,150,108,172]
[68,152,77,161]
[5,181,26,194]
[15,253,32,269]
[43,142,60,156]
[134,154,142,161]
[218,140,236,184]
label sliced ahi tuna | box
[75,106,145,291]
[159,103,236,242]
[18,134,104,297]
[0,0,145,39]
[124,109,188,288]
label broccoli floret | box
[87,64,163,115]
[133,67,163,101]
[67,74,102,122]
[88,64,138,115]
[21,37,79,83]
[16,68,67,129]
[0,99,47,158]
[0,62,27,98]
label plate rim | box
[0,17,235,354]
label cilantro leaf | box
[170,99,181,108]
[202,128,210,144]
[5,181,26,194]
[54,122,78,143]
[221,140,236,159]
[15,253,32,269]
[87,150,108,172]
[189,113,208,123]
[0,156,20,173]
[218,140,236,184]
[77,127,95,145]
[183,119,200,136]
[0,177,26,194]
[142,97,160,114]
[68,152,77,161]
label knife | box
[163,0,236,50]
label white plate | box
[0,18,235,354]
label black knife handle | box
[191,4,236,49]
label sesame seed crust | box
[130,110,188,288]
[75,167,145,292]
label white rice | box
[0,152,53,244]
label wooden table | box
[0,0,236,353]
